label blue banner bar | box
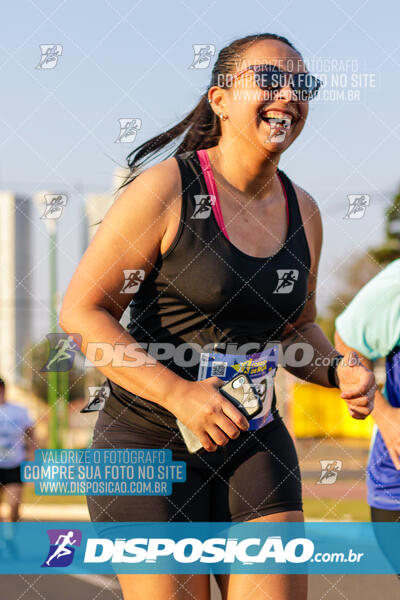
[0,522,400,574]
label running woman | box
[335,258,400,576]
[60,33,376,600]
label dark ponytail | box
[120,33,300,190]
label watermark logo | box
[36,45,63,69]
[191,195,216,219]
[252,380,267,404]
[84,535,314,564]
[188,44,216,69]
[40,194,68,220]
[317,460,342,484]
[299,58,377,103]
[344,195,370,219]
[266,117,291,144]
[41,334,82,373]
[273,269,299,294]
[82,340,350,371]
[121,269,145,294]
[81,384,110,413]
[231,375,259,411]
[115,118,142,143]
[42,529,82,567]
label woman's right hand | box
[169,376,250,452]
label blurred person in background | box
[0,377,36,521]
[335,258,400,577]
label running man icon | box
[317,460,343,485]
[121,269,145,293]
[273,269,299,294]
[46,531,76,565]
[45,339,75,370]
[42,529,82,568]
[41,334,80,372]
[191,195,215,219]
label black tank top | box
[104,150,311,432]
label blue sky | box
[1,0,399,339]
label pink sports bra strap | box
[196,149,289,238]
[196,149,230,240]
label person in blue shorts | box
[335,258,400,575]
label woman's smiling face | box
[211,40,310,155]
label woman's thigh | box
[86,410,211,522]
[87,412,214,599]
[213,418,303,522]
[117,573,210,600]
[215,511,307,600]
[211,421,305,600]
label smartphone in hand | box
[176,373,262,454]
[219,373,262,420]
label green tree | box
[370,189,400,264]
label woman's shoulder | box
[116,156,182,225]
[288,178,322,239]
[291,180,321,221]
[127,155,182,197]
[288,178,323,268]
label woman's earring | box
[219,113,228,121]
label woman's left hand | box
[336,351,376,419]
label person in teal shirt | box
[335,258,400,541]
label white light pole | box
[34,193,61,448]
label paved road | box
[0,573,398,599]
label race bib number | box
[197,345,279,430]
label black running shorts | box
[0,465,22,486]
[87,410,302,523]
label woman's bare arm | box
[279,187,374,421]
[59,157,191,408]
[280,186,339,386]
[335,331,400,467]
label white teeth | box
[260,111,292,144]
[263,111,292,128]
